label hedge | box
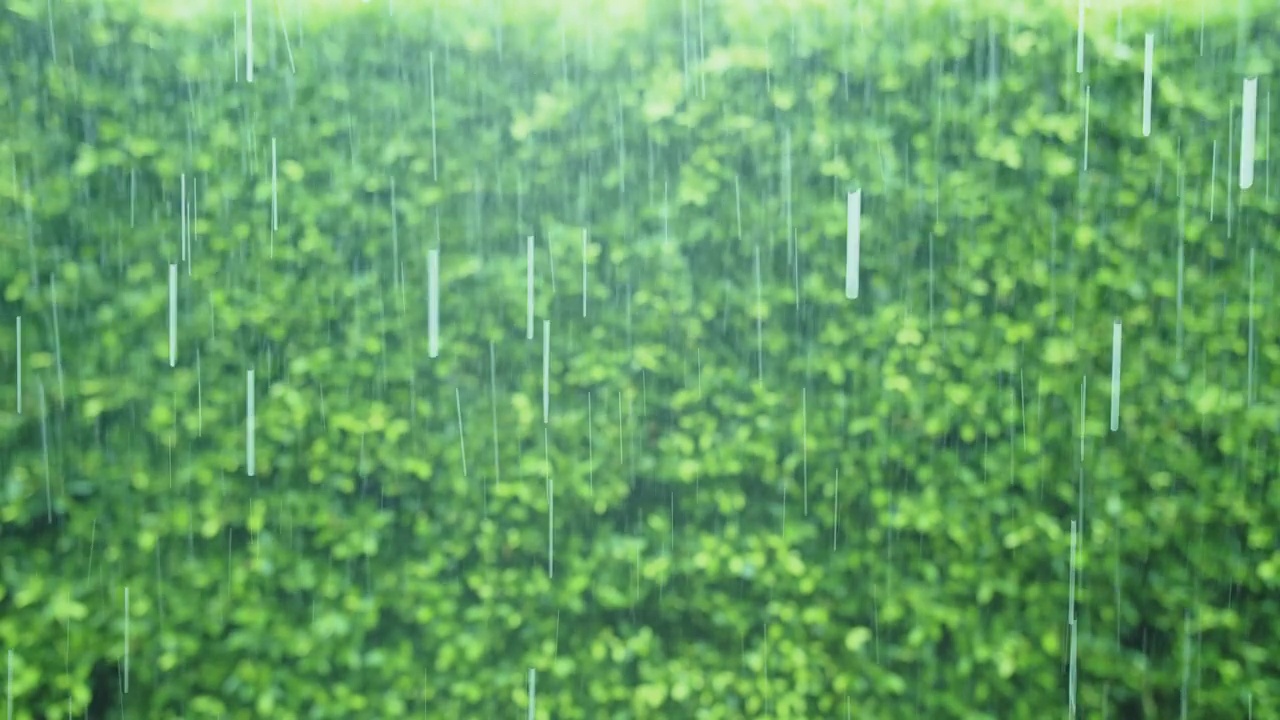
[1,0,1277,717]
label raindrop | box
[1241,77,1258,189]
[50,275,63,402]
[527,668,536,719]
[801,387,808,515]
[180,173,187,261]
[169,263,178,367]
[754,245,764,381]
[832,467,839,550]
[429,53,438,181]
[846,190,860,299]
[196,348,203,436]
[271,137,278,233]
[1142,33,1154,137]
[245,0,254,83]
[1211,139,1218,220]
[428,249,440,358]
[246,369,255,477]
[542,320,551,424]
[1068,520,1078,718]
[1076,0,1085,73]
[587,392,594,493]
[1247,247,1255,405]
[1110,319,1122,432]
[123,587,130,694]
[13,316,19,413]
[487,341,501,490]
[1083,86,1091,171]
[455,388,467,477]
[39,382,51,523]
[526,236,535,340]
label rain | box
[0,0,1277,718]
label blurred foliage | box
[1,0,1278,717]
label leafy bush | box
[1,0,1277,717]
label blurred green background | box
[1,0,1277,717]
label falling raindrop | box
[123,587,129,694]
[169,263,178,367]
[428,249,440,359]
[245,0,254,83]
[271,137,278,232]
[1076,0,1085,73]
[543,320,551,424]
[455,388,467,477]
[39,382,50,523]
[1142,33,1154,137]
[246,369,255,477]
[1110,320,1122,432]
[526,236,535,340]
[1241,77,1258,189]
[527,668,536,719]
[1083,86,1092,171]
[846,190,861,299]
[13,316,19,413]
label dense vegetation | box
[1,0,1277,717]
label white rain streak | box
[832,467,840,550]
[526,236,535,340]
[581,228,588,318]
[489,341,501,486]
[1076,0,1085,73]
[50,275,63,402]
[1180,612,1191,720]
[527,668,537,720]
[546,435,554,579]
[169,264,178,367]
[1110,320,1122,432]
[1080,376,1087,462]
[196,348,203,436]
[1241,77,1258,189]
[1247,247,1256,405]
[455,388,467,477]
[428,249,440,359]
[245,0,253,83]
[543,320,551,425]
[1084,86,1092,171]
[587,392,594,493]
[1211,140,1218,220]
[390,179,400,296]
[180,174,188,261]
[754,245,764,380]
[545,234,557,293]
[1176,215,1185,359]
[14,317,19,413]
[123,586,130,694]
[845,190,861,299]
[39,382,50,521]
[1068,520,1078,718]
[190,175,197,277]
[802,387,808,515]
[246,369,255,477]
[1142,33,1154,137]
[271,137,278,233]
[6,648,10,720]
[428,52,438,181]
[277,0,296,74]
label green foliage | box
[1,0,1278,717]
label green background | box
[1,0,1277,717]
